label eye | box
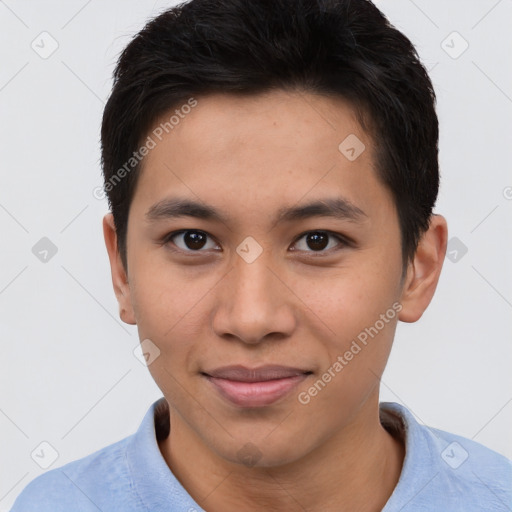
[291,231,348,253]
[165,230,220,252]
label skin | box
[104,90,448,512]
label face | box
[105,90,438,467]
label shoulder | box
[426,424,512,504]
[381,402,512,511]
[10,435,139,512]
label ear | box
[103,213,136,325]
[398,214,448,323]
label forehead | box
[148,90,369,163]
[132,90,393,225]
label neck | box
[158,393,404,512]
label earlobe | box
[103,213,137,325]
[398,214,448,323]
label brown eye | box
[167,230,219,251]
[184,231,207,249]
[305,232,329,251]
[292,231,346,253]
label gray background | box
[1,0,511,509]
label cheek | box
[130,270,205,398]
[292,264,400,341]
[295,293,399,424]
[290,264,402,405]
[128,258,209,349]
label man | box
[11,0,512,510]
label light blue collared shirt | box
[10,398,512,511]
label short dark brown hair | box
[101,0,439,269]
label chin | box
[217,437,309,470]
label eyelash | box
[162,229,353,256]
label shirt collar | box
[126,397,205,512]
[126,398,433,512]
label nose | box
[212,252,297,345]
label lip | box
[202,365,312,407]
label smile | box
[202,365,313,408]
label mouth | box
[201,365,313,408]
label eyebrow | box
[145,197,367,225]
